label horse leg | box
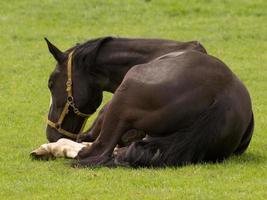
[73,96,137,167]
[119,129,146,147]
[76,101,145,146]
[30,138,92,160]
[77,103,109,142]
[74,123,131,167]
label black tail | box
[115,129,212,168]
[117,132,206,167]
[233,112,254,155]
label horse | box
[46,37,207,142]
[44,36,254,167]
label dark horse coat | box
[45,37,254,167]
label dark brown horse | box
[45,37,253,167]
[46,37,206,142]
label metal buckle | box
[67,96,74,104]
[73,107,79,114]
[55,123,61,129]
[47,51,90,138]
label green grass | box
[0,0,267,199]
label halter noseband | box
[47,51,91,139]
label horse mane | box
[71,36,114,71]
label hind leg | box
[119,129,146,147]
[114,139,162,167]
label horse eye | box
[48,80,54,89]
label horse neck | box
[95,38,183,92]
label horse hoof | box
[76,147,91,159]
[76,133,94,143]
[30,147,54,160]
[30,152,54,161]
[71,156,115,168]
[70,160,84,168]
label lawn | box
[0,0,266,199]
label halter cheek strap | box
[47,51,91,139]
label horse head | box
[45,38,109,142]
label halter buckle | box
[67,96,74,103]
[55,123,61,129]
[73,107,79,114]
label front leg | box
[30,138,91,160]
[75,122,130,167]
[74,97,132,167]
[77,102,109,142]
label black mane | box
[72,37,113,71]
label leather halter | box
[47,51,91,139]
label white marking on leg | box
[31,138,92,159]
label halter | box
[47,51,91,139]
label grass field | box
[0,0,267,199]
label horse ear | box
[44,38,66,63]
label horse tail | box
[233,112,254,155]
[116,132,201,167]
[116,129,213,168]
